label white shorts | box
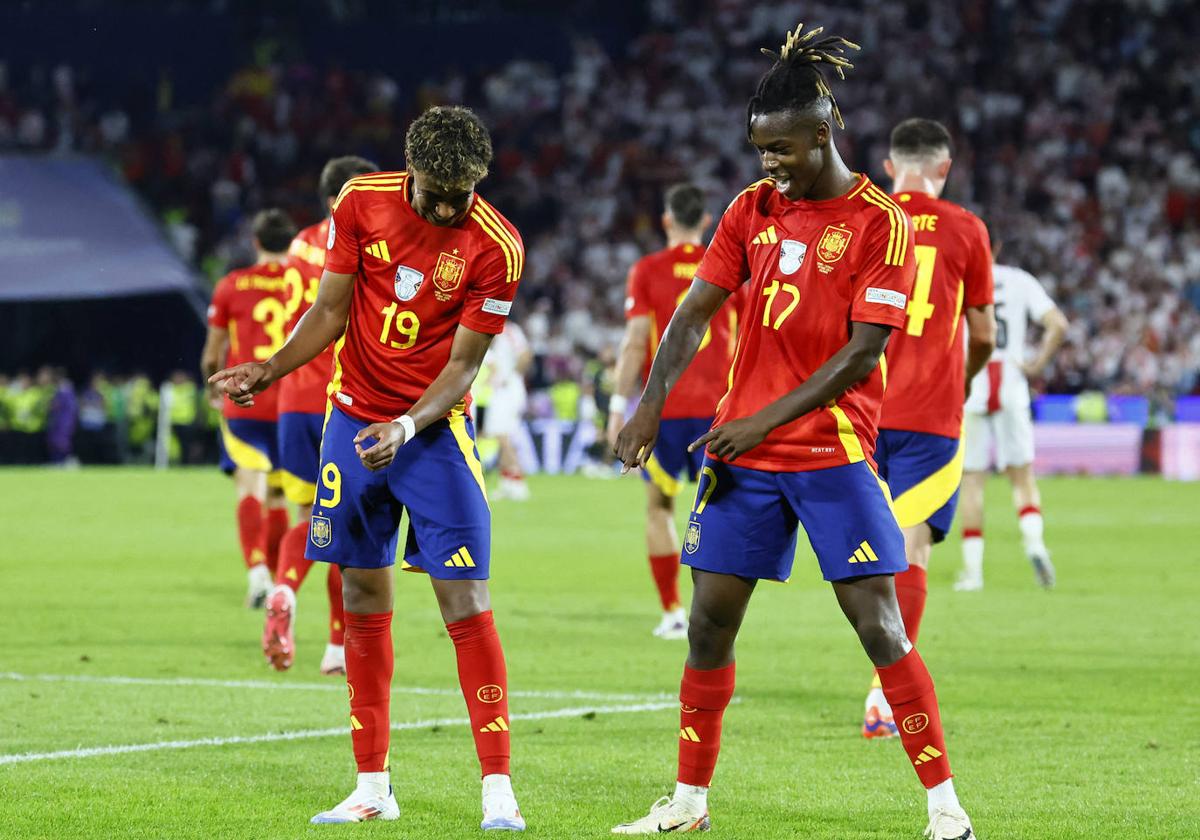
[963,405,1035,472]
[482,388,526,438]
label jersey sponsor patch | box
[865,287,907,309]
[394,266,424,301]
[326,217,336,250]
[481,297,512,316]
[779,239,807,275]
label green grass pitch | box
[0,468,1197,839]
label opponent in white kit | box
[958,262,1068,591]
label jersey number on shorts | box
[379,302,421,350]
[761,280,800,330]
[252,297,290,360]
[905,245,938,337]
[318,463,342,508]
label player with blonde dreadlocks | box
[612,24,977,838]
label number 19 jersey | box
[208,260,292,421]
[323,172,524,424]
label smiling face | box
[408,169,475,227]
[748,110,830,201]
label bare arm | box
[208,270,353,405]
[964,304,997,397]
[353,324,495,471]
[690,322,893,461]
[613,279,731,469]
[1024,307,1069,377]
[200,326,229,382]
[605,315,650,447]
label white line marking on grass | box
[0,700,679,766]
[0,672,670,703]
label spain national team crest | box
[684,521,702,555]
[310,515,333,548]
[394,266,424,302]
[817,224,853,264]
[433,250,467,301]
[779,239,807,275]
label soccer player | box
[611,25,976,838]
[957,259,1068,591]
[210,106,526,831]
[201,209,297,608]
[263,155,377,674]
[862,118,996,738]
[606,183,738,640]
[481,320,533,501]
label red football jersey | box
[208,260,292,421]
[695,176,915,471]
[277,219,334,415]
[626,242,738,420]
[323,171,524,423]
[879,192,994,438]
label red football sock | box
[262,507,289,575]
[894,566,928,644]
[677,663,735,787]
[446,610,510,777]
[236,496,264,569]
[344,611,393,773]
[877,648,953,788]
[327,565,345,646]
[275,521,314,591]
[649,553,682,611]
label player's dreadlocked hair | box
[747,23,860,138]
[318,155,378,199]
[405,106,492,188]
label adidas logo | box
[847,540,879,564]
[679,726,701,742]
[753,225,779,245]
[913,745,943,765]
[444,547,476,568]
[350,714,363,731]
[480,716,509,733]
[364,240,391,261]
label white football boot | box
[319,643,346,676]
[310,784,400,824]
[1029,550,1056,588]
[924,806,975,839]
[480,774,525,831]
[612,796,710,834]
[245,563,272,609]
[652,607,688,640]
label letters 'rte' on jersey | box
[879,191,994,438]
[625,242,739,420]
[208,260,294,421]
[695,176,915,472]
[323,171,524,423]
[278,219,335,415]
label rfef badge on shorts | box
[310,514,333,548]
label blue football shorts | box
[874,429,963,543]
[641,416,713,497]
[277,410,324,506]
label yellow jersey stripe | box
[332,184,402,213]
[332,173,405,211]
[735,178,772,200]
[948,280,965,347]
[471,208,521,284]
[864,186,910,266]
[859,188,906,267]
[846,174,872,199]
[827,402,866,464]
[858,189,897,265]
[474,200,524,280]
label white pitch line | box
[0,672,669,703]
[0,700,679,766]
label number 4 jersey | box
[695,176,915,472]
[323,171,524,424]
[878,191,994,439]
[208,260,294,421]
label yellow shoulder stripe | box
[735,178,772,200]
[471,202,523,284]
[332,174,405,212]
[859,186,909,267]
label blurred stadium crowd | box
[1,0,1197,464]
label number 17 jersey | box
[323,172,524,424]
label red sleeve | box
[207,277,232,328]
[461,233,525,335]
[962,214,994,308]
[624,258,652,319]
[850,209,915,329]
[324,190,361,275]
[695,194,751,292]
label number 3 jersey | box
[695,176,915,472]
[323,171,524,424]
[878,191,994,438]
[208,260,293,421]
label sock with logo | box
[274,521,314,591]
[1018,505,1047,557]
[236,496,264,568]
[894,566,928,643]
[649,553,682,611]
[877,648,952,788]
[344,611,393,773]
[677,663,735,787]
[447,610,510,776]
[327,564,345,645]
[262,506,290,575]
[962,528,984,580]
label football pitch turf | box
[1,468,1196,839]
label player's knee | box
[853,613,908,665]
[341,568,390,613]
[686,608,736,668]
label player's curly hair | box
[252,208,297,253]
[747,23,860,137]
[318,155,378,199]
[405,106,492,189]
